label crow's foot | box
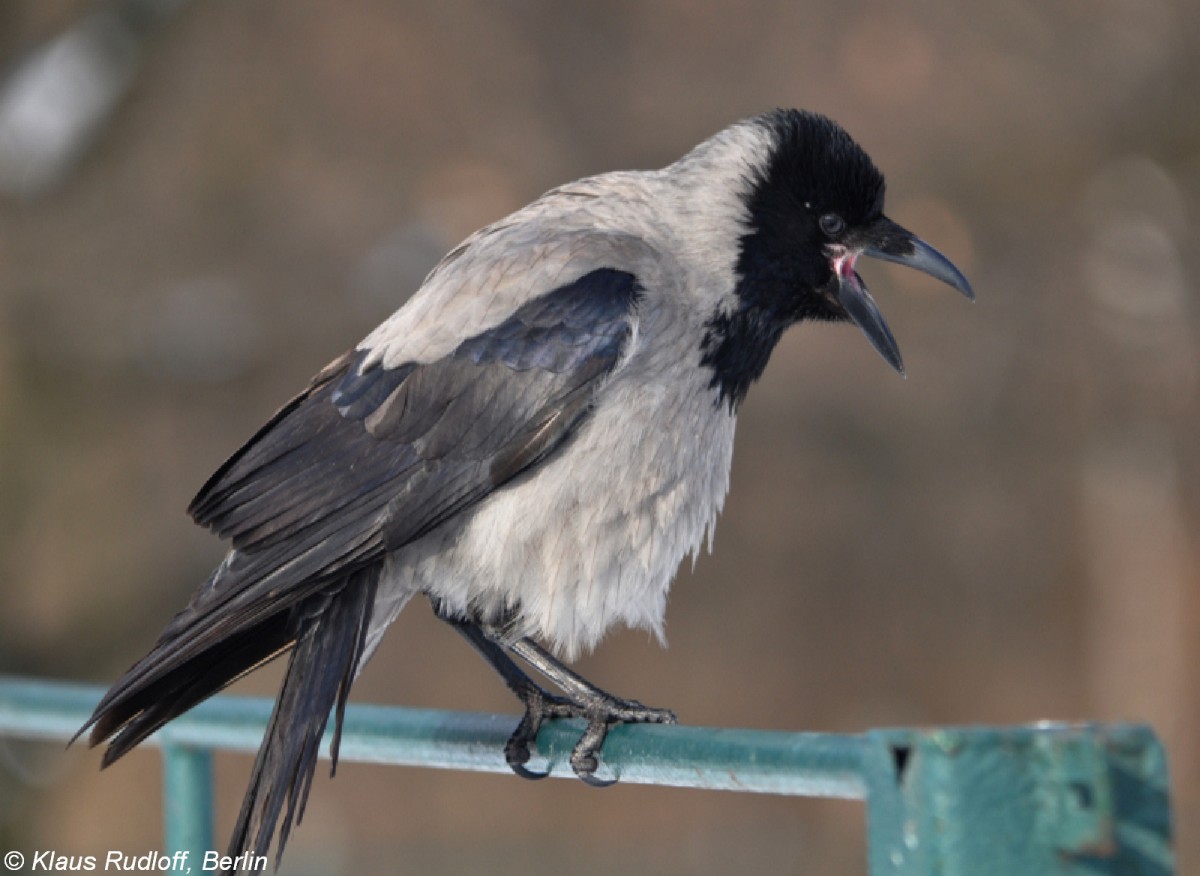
[507,683,675,785]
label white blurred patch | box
[1083,217,1185,322]
[0,14,141,197]
[0,0,190,197]
[1081,158,1189,330]
[1080,156,1188,236]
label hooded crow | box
[79,108,972,865]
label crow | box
[79,108,972,865]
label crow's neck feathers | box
[697,109,887,409]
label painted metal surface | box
[0,676,1177,874]
[161,745,214,863]
[864,724,1175,875]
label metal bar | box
[0,676,1177,874]
[0,675,866,798]
[161,744,214,863]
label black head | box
[700,109,972,409]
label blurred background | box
[0,0,1197,873]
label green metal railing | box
[0,676,1176,874]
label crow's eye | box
[819,213,846,238]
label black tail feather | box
[87,617,295,765]
[81,562,380,872]
[227,565,379,869]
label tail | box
[228,567,378,865]
[81,565,380,868]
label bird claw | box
[504,727,549,780]
[576,769,617,788]
[566,716,611,784]
[508,760,550,781]
[568,718,620,786]
[505,685,675,785]
[503,687,573,781]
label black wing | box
[84,267,644,747]
[192,265,642,577]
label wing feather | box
[170,267,642,646]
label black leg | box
[437,612,575,780]
[433,601,676,786]
[508,637,676,784]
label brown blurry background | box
[0,1,1197,873]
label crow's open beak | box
[833,216,973,376]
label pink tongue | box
[838,254,859,280]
